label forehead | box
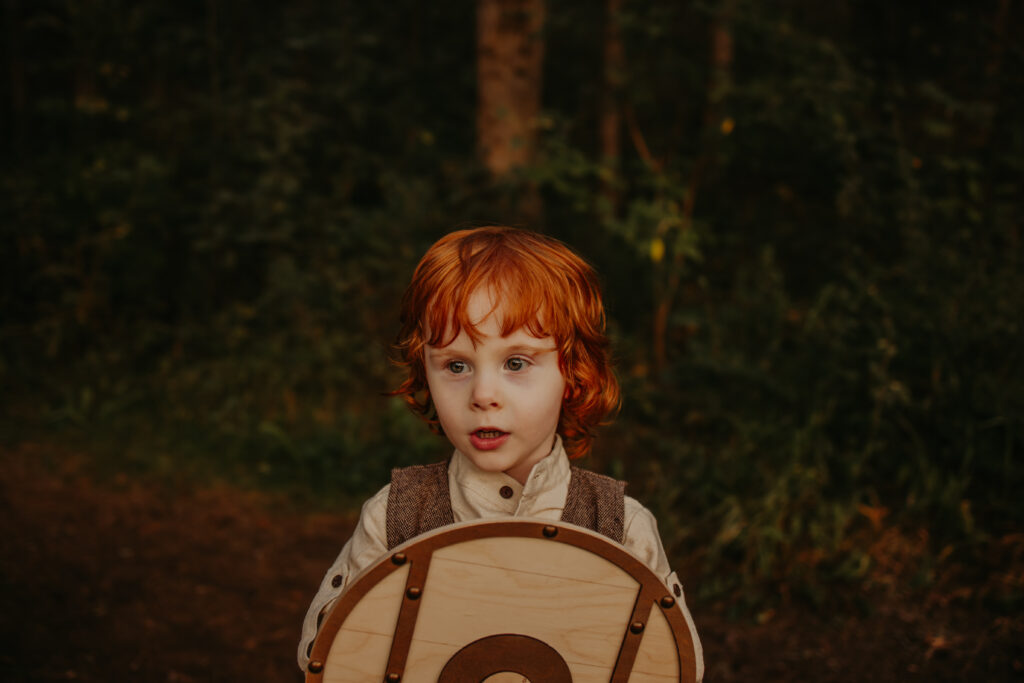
[425,286,552,348]
[464,287,499,326]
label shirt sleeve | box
[296,483,390,672]
[623,496,705,682]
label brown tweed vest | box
[385,460,626,549]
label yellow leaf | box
[650,237,665,263]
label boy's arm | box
[622,497,705,682]
[296,484,390,672]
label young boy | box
[297,226,703,679]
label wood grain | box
[631,602,680,680]
[322,565,409,682]
[312,522,694,683]
[400,536,640,680]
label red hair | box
[393,226,620,459]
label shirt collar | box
[448,435,572,518]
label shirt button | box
[331,574,343,588]
[499,485,514,499]
[673,583,682,597]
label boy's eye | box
[505,357,528,372]
[447,360,468,374]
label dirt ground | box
[1,442,1020,682]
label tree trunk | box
[984,0,1016,248]
[206,0,222,141]
[4,0,25,157]
[600,0,624,212]
[476,0,545,177]
[706,0,734,125]
[652,0,734,372]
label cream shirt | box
[298,437,704,680]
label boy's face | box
[424,289,565,485]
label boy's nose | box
[470,373,501,409]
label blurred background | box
[2,0,1022,680]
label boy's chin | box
[466,454,509,471]
[463,452,517,475]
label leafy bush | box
[2,0,1021,608]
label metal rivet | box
[542,525,558,538]
[391,552,407,566]
[630,621,645,634]
[331,574,343,588]
[660,595,676,609]
[308,660,324,674]
[406,586,422,600]
[386,674,401,682]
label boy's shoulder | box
[561,464,626,543]
[568,463,624,485]
[386,460,454,548]
[388,460,451,502]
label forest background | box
[2,0,1022,680]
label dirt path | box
[1,442,1019,681]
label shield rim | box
[306,518,697,683]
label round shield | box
[305,519,697,683]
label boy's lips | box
[469,428,510,451]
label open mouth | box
[469,428,510,451]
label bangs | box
[423,256,565,348]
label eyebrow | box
[505,342,557,355]
[424,340,557,357]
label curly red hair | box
[392,226,620,459]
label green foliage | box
[2,0,1021,609]
[535,0,1024,605]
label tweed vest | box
[384,460,626,549]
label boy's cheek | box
[423,369,445,395]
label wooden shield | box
[305,519,697,683]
